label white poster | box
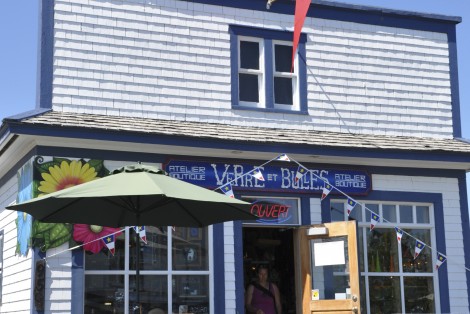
[314,241,345,266]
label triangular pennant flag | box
[276,154,290,161]
[370,212,380,231]
[346,198,357,216]
[103,234,116,255]
[395,227,403,244]
[252,168,265,181]
[134,226,147,244]
[295,165,308,182]
[321,182,333,201]
[436,252,447,270]
[292,0,310,72]
[221,183,235,198]
[414,240,426,259]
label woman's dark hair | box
[256,264,269,273]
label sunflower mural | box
[31,157,110,252]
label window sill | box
[232,105,309,115]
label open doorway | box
[243,227,296,313]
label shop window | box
[229,25,308,114]
[331,201,437,313]
[84,226,210,314]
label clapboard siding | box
[48,0,455,138]
[373,174,468,313]
[0,176,33,313]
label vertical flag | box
[134,226,147,244]
[103,234,116,255]
[295,165,308,182]
[321,182,334,200]
[221,183,235,198]
[292,0,311,72]
[436,253,447,270]
[276,154,290,161]
[346,198,357,216]
[370,212,380,231]
[395,227,403,244]
[414,240,426,259]
[252,168,265,181]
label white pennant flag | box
[370,212,380,231]
[134,226,147,244]
[252,168,265,181]
[436,253,447,270]
[103,234,116,256]
[414,240,426,259]
[221,183,235,198]
[276,154,290,161]
[395,227,403,244]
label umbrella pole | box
[135,229,141,314]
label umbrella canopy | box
[6,164,257,227]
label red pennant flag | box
[292,0,311,72]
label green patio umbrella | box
[7,164,256,311]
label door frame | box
[297,221,361,314]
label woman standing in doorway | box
[245,265,282,314]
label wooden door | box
[299,221,360,314]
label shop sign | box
[242,197,300,225]
[164,160,371,195]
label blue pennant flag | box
[134,226,147,244]
[414,240,426,259]
[370,212,380,230]
[321,182,334,201]
[436,253,447,270]
[103,234,116,256]
[346,198,357,216]
[276,154,290,161]
[395,227,403,244]
[295,165,308,182]
[221,183,235,198]
[252,168,265,181]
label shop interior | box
[243,227,296,313]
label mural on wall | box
[25,156,120,253]
[16,160,34,256]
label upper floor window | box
[230,25,308,114]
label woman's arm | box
[245,285,259,313]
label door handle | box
[352,295,358,302]
[352,306,358,313]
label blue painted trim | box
[7,122,470,165]
[321,198,331,223]
[186,1,460,30]
[213,223,225,313]
[229,25,307,114]
[447,27,462,138]
[457,173,470,312]
[264,39,274,110]
[233,221,245,313]
[300,197,311,225]
[3,108,52,122]
[71,249,84,313]
[39,0,54,109]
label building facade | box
[1,0,470,313]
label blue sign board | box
[164,160,371,195]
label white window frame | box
[84,226,214,314]
[238,36,265,109]
[331,200,440,314]
[272,40,300,111]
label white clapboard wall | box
[49,0,453,138]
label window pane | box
[349,203,362,222]
[173,227,209,270]
[85,275,124,313]
[85,232,125,270]
[369,276,401,313]
[367,228,399,273]
[401,229,432,273]
[239,73,259,102]
[400,205,413,223]
[330,202,344,222]
[130,226,168,270]
[382,204,397,223]
[173,275,210,314]
[365,204,379,222]
[240,41,259,69]
[274,77,293,105]
[404,276,435,313]
[275,44,292,72]
[130,275,168,313]
[416,206,430,223]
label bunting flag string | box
[39,153,464,273]
[134,226,148,244]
